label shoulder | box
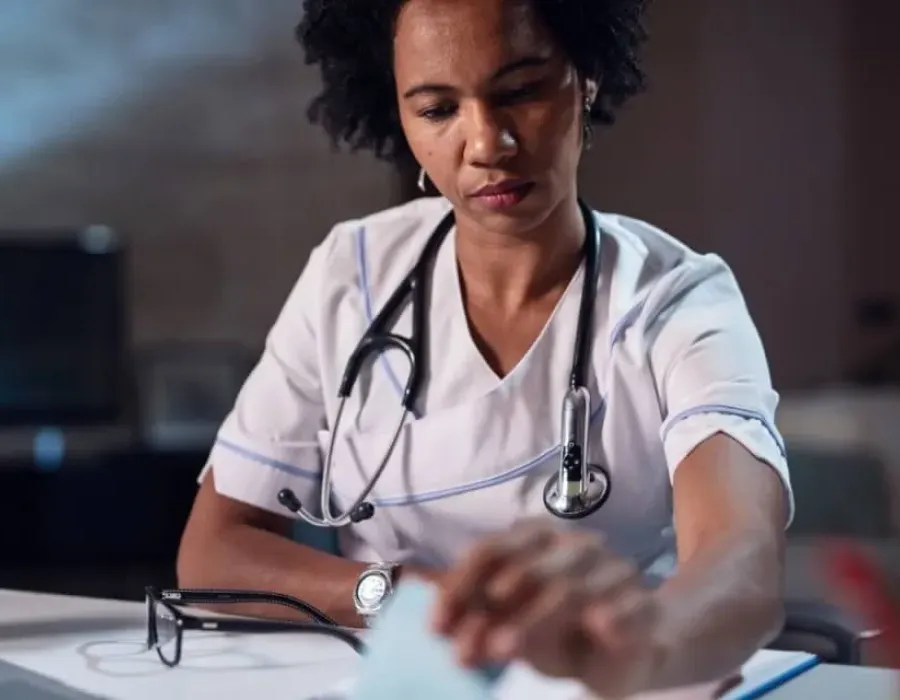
[291,197,452,330]
[594,210,748,341]
[314,196,452,276]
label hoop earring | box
[499,129,518,149]
[583,98,594,151]
[417,168,428,193]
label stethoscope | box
[277,198,611,527]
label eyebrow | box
[401,55,551,99]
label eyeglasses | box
[145,586,365,667]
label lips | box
[469,179,535,211]
[471,179,532,197]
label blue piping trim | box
[661,403,787,457]
[609,299,645,349]
[728,654,819,700]
[214,438,320,481]
[371,401,605,507]
[354,226,420,418]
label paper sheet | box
[307,667,722,700]
[345,581,504,700]
[308,652,816,700]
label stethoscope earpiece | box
[278,488,376,524]
[277,488,302,513]
[350,502,376,523]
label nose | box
[462,103,518,168]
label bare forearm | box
[177,520,366,627]
[648,532,785,689]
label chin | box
[460,190,558,237]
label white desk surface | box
[0,588,895,700]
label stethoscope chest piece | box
[542,462,611,520]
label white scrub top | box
[201,196,793,583]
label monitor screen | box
[0,226,127,426]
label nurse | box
[177,0,791,693]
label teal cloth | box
[350,580,506,700]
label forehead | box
[393,0,553,83]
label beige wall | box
[581,0,852,390]
[583,0,900,390]
[844,1,900,376]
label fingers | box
[432,521,557,632]
[449,609,496,667]
[484,578,585,675]
[583,556,641,598]
[582,556,651,636]
[485,534,598,615]
[434,520,654,675]
[432,522,558,665]
[487,537,639,674]
[714,673,744,698]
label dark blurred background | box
[0,0,898,608]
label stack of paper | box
[304,581,818,700]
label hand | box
[431,519,663,699]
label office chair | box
[768,599,880,665]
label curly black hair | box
[297,0,650,162]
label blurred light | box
[33,426,65,471]
[0,1,277,166]
[79,224,118,254]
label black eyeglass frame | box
[144,586,365,667]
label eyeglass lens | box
[151,599,180,664]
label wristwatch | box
[353,562,399,624]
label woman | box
[177,0,791,695]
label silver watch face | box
[356,572,389,608]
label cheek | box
[522,102,581,168]
[399,113,435,165]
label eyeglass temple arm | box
[178,615,365,654]
[156,588,339,627]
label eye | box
[419,102,457,122]
[493,81,543,107]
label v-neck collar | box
[430,224,590,396]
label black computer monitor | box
[0,226,128,426]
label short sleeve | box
[645,256,794,526]
[199,243,328,517]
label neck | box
[454,195,586,314]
